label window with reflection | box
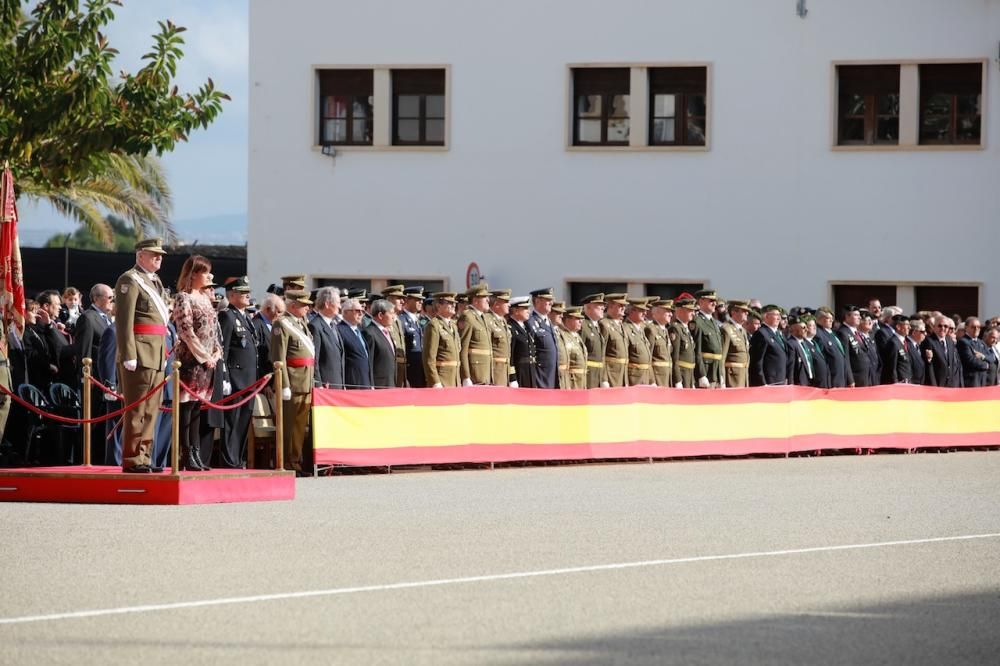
[573,68,630,146]
[836,65,899,145]
[392,69,446,146]
[318,69,374,146]
[648,67,707,146]
[919,63,982,145]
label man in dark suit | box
[803,316,830,388]
[880,315,913,384]
[836,305,871,387]
[72,283,114,461]
[859,310,881,386]
[33,289,71,390]
[308,287,346,390]
[337,298,372,389]
[785,316,814,386]
[364,299,398,388]
[906,318,926,386]
[527,288,559,388]
[749,304,788,386]
[252,294,284,380]
[508,297,536,388]
[957,317,990,387]
[873,308,899,358]
[921,317,962,387]
[983,327,999,386]
[213,277,259,468]
[399,286,425,388]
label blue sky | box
[21,0,248,242]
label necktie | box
[354,328,368,357]
[830,331,844,355]
[903,338,910,353]
[800,340,812,378]
[381,326,393,351]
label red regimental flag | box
[0,167,26,336]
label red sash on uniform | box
[133,324,168,335]
[287,358,315,368]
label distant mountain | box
[173,213,247,245]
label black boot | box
[192,446,211,472]
[181,446,201,472]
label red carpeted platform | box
[0,466,296,505]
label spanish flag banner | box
[312,385,1000,467]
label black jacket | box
[957,336,990,388]
[749,326,788,386]
[837,326,872,387]
[337,321,372,389]
[880,335,912,384]
[308,315,345,389]
[920,335,962,387]
[509,319,537,388]
[72,307,110,380]
[363,322,397,388]
[815,327,850,387]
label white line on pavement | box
[1,532,998,626]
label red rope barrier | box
[0,379,168,425]
[178,374,273,411]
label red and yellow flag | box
[0,166,26,335]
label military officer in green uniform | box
[549,301,570,389]
[423,292,461,387]
[460,283,494,386]
[560,307,588,389]
[580,293,608,388]
[381,284,409,387]
[600,293,629,388]
[625,299,653,385]
[486,289,514,386]
[691,289,723,388]
[645,299,674,387]
[670,297,698,388]
[721,300,752,388]
[271,290,315,474]
[114,238,170,473]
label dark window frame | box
[572,68,631,146]
[317,69,374,147]
[648,67,708,147]
[392,69,447,147]
[836,65,900,146]
[918,63,983,146]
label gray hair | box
[370,299,394,317]
[314,286,341,310]
[261,293,283,315]
[881,306,902,322]
[341,298,363,312]
[89,283,111,301]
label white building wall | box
[249,0,1000,313]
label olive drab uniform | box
[271,311,315,472]
[692,311,724,387]
[581,317,608,388]
[720,320,750,388]
[600,318,629,387]
[390,318,407,387]
[485,310,514,386]
[554,322,569,389]
[561,328,588,389]
[423,316,461,387]
[114,263,169,469]
[644,322,673,387]
[670,321,696,388]
[459,308,493,385]
[625,320,653,385]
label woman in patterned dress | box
[172,255,223,471]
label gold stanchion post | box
[273,362,284,471]
[171,360,181,474]
[82,358,92,466]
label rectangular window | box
[915,286,979,318]
[919,63,982,145]
[318,70,373,146]
[645,283,705,300]
[568,282,628,305]
[648,67,707,146]
[836,65,900,146]
[573,68,630,146]
[392,69,446,146]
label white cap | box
[510,296,530,308]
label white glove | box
[600,381,610,388]
[509,381,519,388]
[222,380,232,396]
[697,376,711,389]
[462,378,473,387]
[123,359,137,372]
[432,382,443,389]
[281,387,291,400]
[675,382,684,389]
[103,392,118,401]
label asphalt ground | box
[1,452,999,665]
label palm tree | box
[17,153,175,247]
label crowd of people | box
[1,238,998,475]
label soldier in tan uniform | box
[460,284,494,386]
[721,300,752,388]
[381,284,409,387]
[547,301,569,388]
[580,293,608,388]
[423,292,462,387]
[625,299,654,385]
[600,293,629,387]
[670,297,698,388]
[271,290,315,474]
[114,238,170,473]
[560,307,588,389]
[645,299,674,387]
[485,289,514,386]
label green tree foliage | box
[44,212,138,251]
[0,0,229,242]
